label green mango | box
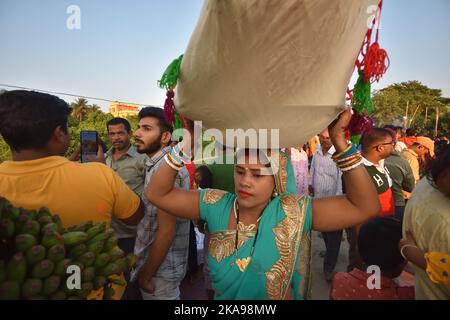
[87,240,104,254]
[103,236,118,252]
[36,207,51,220]
[62,231,88,247]
[86,222,106,240]
[25,209,38,220]
[93,253,111,269]
[0,197,10,218]
[20,220,40,238]
[47,244,66,263]
[86,232,109,245]
[99,262,121,277]
[54,259,72,277]
[42,275,61,295]
[41,222,61,235]
[0,219,15,239]
[48,290,66,300]
[15,233,37,252]
[3,206,20,221]
[25,245,46,266]
[31,259,55,279]
[52,215,63,232]
[104,228,115,238]
[73,221,93,232]
[41,229,64,249]
[15,213,30,232]
[21,278,43,298]
[68,243,87,260]
[108,246,125,262]
[38,216,53,227]
[0,281,20,300]
[114,258,128,274]
[7,252,27,284]
[78,252,95,267]
[82,267,95,282]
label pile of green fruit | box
[0,197,134,300]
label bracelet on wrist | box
[400,244,418,260]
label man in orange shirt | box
[0,90,144,298]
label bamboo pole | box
[409,105,420,127]
[434,107,439,138]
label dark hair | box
[107,117,131,133]
[0,90,71,151]
[196,166,213,189]
[383,125,395,130]
[361,128,393,152]
[427,143,450,185]
[138,107,172,133]
[358,217,404,270]
[406,127,418,137]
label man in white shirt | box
[309,128,343,282]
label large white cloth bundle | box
[176,0,380,148]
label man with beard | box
[105,118,147,255]
[130,107,191,300]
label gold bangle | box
[332,144,353,160]
[400,244,418,260]
[335,152,361,163]
[340,160,363,172]
[339,155,362,168]
[338,156,362,170]
[168,153,183,167]
[166,153,183,169]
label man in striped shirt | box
[309,128,343,282]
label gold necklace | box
[233,198,262,231]
[233,198,261,272]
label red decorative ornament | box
[163,90,175,125]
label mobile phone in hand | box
[80,130,98,163]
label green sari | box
[199,152,312,300]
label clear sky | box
[1,0,449,112]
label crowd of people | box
[0,90,448,300]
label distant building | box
[109,102,140,118]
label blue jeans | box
[322,230,343,273]
[395,206,405,224]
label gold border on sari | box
[209,230,256,263]
[274,152,288,195]
[265,195,308,300]
[296,229,312,299]
[203,189,228,205]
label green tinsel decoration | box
[158,55,184,90]
[352,70,373,115]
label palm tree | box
[90,104,101,113]
[71,98,89,122]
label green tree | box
[71,98,90,122]
[372,81,446,137]
[0,137,11,162]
